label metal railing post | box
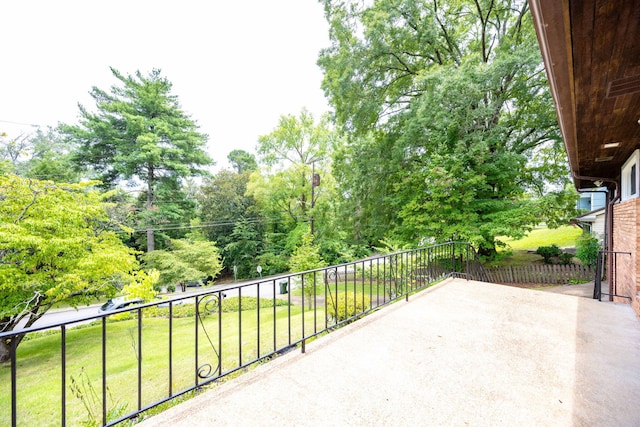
[301,274,306,354]
[101,317,107,427]
[61,326,66,427]
[195,296,200,387]
[466,244,470,280]
[137,308,142,411]
[11,333,17,427]
[594,251,603,300]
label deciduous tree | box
[227,149,257,174]
[197,169,259,271]
[249,109,346,264]
[142,238,223,290]
[320,0,572,257]
[223,219,262,278]
[251,108,335,226]
[0,174,139,362]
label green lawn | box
[0,301,320,427]
[291,281,402,299]
[1,278,418,427]
[497,225,582,250]
[493,225,584,267]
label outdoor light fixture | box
[594,180,603,187]
[595,156,614,162]
[603,142,620,149]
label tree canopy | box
[319,0,574,256]
[0,174,139,362]
[0,129,78,182]
[251,109,334,223]
[59,67,212,252]
[197,168,261,276]
[142,237,223,289]
[227,149,257,174]
[246,109,347,267]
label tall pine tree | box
[60,68,212,251]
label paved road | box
[17,277,291,331]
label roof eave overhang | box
[528,0,582,188]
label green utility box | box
[279,280,288,294]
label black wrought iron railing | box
[1,242,481,427]
[593,250,632,301]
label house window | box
[621,150,639,201]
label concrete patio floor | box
[137,278,640,426]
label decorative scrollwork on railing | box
[197,363,215,379]
[325,268,338,284]
[196,293,222,379]
[200,294,221,315]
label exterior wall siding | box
[612,199,640,317]
[593,212,606,241]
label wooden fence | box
[484,264,594,285]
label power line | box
[0,119,41,127]
[123,216,303,234]
[123,215,269,229]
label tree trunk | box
[147,228,155,252]
[0,335,24,364]
[477,245,498,260]
[0,338,11,363]
[147,167,155,252]
[0,306,45,363]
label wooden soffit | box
[529,0,640,189]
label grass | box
[2,277,431,426]
[0,298,318,427]
[492,225,584,267]
[497,225,582,251]
[291,281,399,300]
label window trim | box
[621,149,640,201]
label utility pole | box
[311,161,320,235]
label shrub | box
[535,244,563,264]
[289,233,326,308]
[327,293,370,323]
[166,284,176,293]
[558,252,574,265]
[255,252,289,275]
[140,296,289,319]
[222,296,288,312]
[576,235,601,269]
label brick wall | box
[612,199,640,316]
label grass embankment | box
[1,281,390,427]
[290,281,398,301]
[493,225,583,267]
[0,297,313,427]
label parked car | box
[99,296,143,312]
[186,280,205,288]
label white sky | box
[0,0,331,170]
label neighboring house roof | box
[571,208,606,241]
[573,208,606,223]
